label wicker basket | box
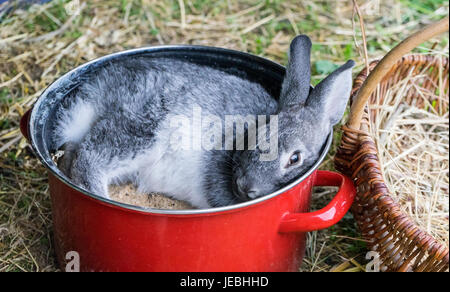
[335,54,449,272]
[334,15,449,271]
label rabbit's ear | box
[305,60,355,126]
[279,35,312,109]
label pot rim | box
[28,44,333,216]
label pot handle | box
[20,108,32,142]
[279,170,356,233]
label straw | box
[370,59,449,248]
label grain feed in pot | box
[109,184,194,210]
[53,152,193,210]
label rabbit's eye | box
[287,151,302,167]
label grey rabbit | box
[53,35,355,208]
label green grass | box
[24,0,69,32]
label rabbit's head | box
[231,35,355,201]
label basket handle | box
[347,15,449,130]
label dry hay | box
[370,57,449,248]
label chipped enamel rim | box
[28,45,332,216]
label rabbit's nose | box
[246,190,259,199]
[236,177,259,200]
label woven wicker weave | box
[335,54,449,272]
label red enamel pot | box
[21,46,356,272]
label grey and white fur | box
[53,35,355,208]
